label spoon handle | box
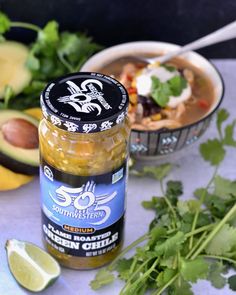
[155,20,236,64]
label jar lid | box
[40,72,129,133]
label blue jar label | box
[40,158,127,257]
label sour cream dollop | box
[136,66,192,108]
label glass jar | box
[39,72,130,269]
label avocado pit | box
[1,118,39,149]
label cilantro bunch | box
[0,11,102,109]
[91,109,236,295]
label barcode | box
[112,168,124,184]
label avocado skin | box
[0,151,39,175]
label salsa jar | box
[39,72,130,269]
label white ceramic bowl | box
[81,41,224,157]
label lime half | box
[6,239,61,292]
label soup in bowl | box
[81,41,224,157]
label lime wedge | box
[6,239,61,292]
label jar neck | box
[42,117,129,139]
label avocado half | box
[0,41,32,98]
[0,110,39,175]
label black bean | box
[137,95,147,104]
[150,106,161,115]
[137,95,162,117]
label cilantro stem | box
[75,57,87,72]
[186,231,207,259]
[152,273,179,295]
[156,232,228,295]
[107,234,148,271]
[199,255,236,265]
[189,165,219,249]
[185,223,216,238]
[10,21,41,32]
[218,124,224,141]
[106,223,214,274]
[177,250,181,271]
[57,51,74,72]
[129,256,138,274]
[160,180,177,227]
[120,258,155,294]
[191,203,236,259]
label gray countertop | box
[0,59,236,295]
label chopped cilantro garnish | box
[169,75,187,96]
[151,76,171,107]
[150,74,187,107]
[161,64,177,72]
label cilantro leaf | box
[169,277,194,295]
[200,139,225,166]
[214,175,236,199]
[26,53,40,71]
[208,262,227,289]
[228,275,236,291]
[186,200,201,213]
[22,81,46,95]
[205,224,236,255]
[90,268,115,290]
[194,187,234,218]
[180,210,210,231]
[57,32,102,71]
[157,268,177,287]
[151,76,161,89]
[166,180,183,204]
[142,197,172,229]
[217,109,229,138]
[177,200,200,216]
[194,187,206,198]
[142,163,173,181]
[203,193,233,219]
[135,247,157,261]
[38,20,59,44]
[151,77,172,107]
[168,75,187,96]
[223,120,236,147]
[0,11,10,34]
[148,226,167,248]
[142,196,160,210]
[230,216,236,227]
[58,32,79,57]
[197,212,211,227]
[158,213,173,228]
[166,181,183,197]
[155,231,185,258]
[150,74,187,107]
[115,258,134,281]
[8,80,46,110]
[180,257,209,283]
[161,64,177,72]
[177,201,189,216]
[160,256,176,269]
